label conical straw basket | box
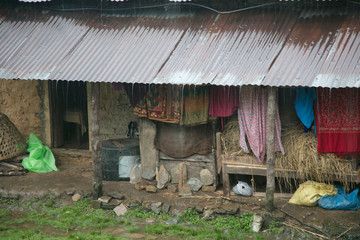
[0,113,27,161]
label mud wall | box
[0,79,48,142]
[98,83,138,142]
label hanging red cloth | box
[315,88,360,154]
[209,85,239,117]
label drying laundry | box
[209,85,239,117]
[134,84,181,124]
[294,88,316,129]
[134,84,209,126]
[237,86,284,162]
[315,88,360,154]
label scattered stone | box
[146,185,157,193]
[102,198,122,210]
[146,217,157,223]
[187,178,202,192]
[165,218,179,225]
[179,184,192,197]
[135,183,146,191]
[98,195,112,204]
[108,192,124,200]
[162,203,170,214]
[252,214,263,232]
[151,202,163,214]
[91,200,101,209]
[125,200,141,208]
[171,209,183,216]
[72,193,81,202]
[157,165,171,189]
[83,191,92,198]
[167,184,178,193]
[114,203,128,216]
[200,169,214,186]
[202,185,216,192]
[170,165,180,184]
[215,206,239,215]
[66,190,75,195]
[202,209,214,219]
[142,200,152,210]
[195,206,204,213]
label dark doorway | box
[49,80,89,149]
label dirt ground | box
[0,149,359,239]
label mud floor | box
[0,149,359,239]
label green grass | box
[123,206,170,221]
[125,226,140,233]
[0,197,268,240]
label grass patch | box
[1,196,271,240]
[123,207,170,221]
[125,226,139,233]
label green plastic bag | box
[22,133,59,173]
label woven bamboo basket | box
[0,113,27,161]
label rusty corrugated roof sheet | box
[0,7,359,88]
[154,10,297,86]
[264,11,360,88]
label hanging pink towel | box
[237,86,284,162]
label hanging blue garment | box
[294,88,316,129]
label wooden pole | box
[91,82,102,199]
[266,86,276,212]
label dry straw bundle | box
[221,112,358,190]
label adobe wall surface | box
[98,83,138,142]
[0,79,47,142]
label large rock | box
[200,169,214,186]
[187,178,202,192]
[252,214,263,232]
[139,118,158,180]
[157,165,171,189]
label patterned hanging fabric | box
[315,88,360,155]
[237,86,284,162]
[134,84,209,126]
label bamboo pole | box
[91,82,102,199]
[266,87,276,212]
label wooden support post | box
[91,82,102,199]
[266,87,276,212]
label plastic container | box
[101,138,140,181]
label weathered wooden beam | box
[91,82,102,199]
[266,87,276,212]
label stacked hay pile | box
[221,110,358,190]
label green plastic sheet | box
[22,133,59,173]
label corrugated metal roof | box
[51,14,192,82]
[0,10,93,80]
[0,6,359,88]
[154,10,297,86]
[264,11,360,88]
